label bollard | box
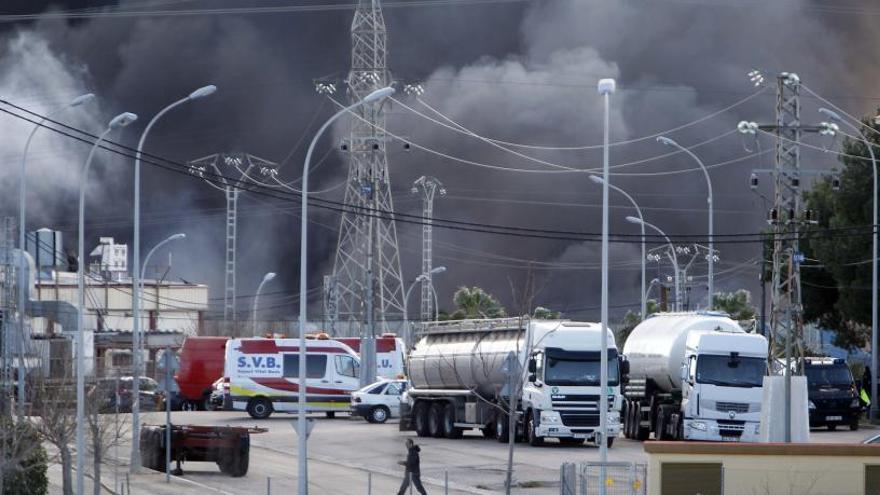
[445,470,449,495]
[367,471,372,495]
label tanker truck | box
[400,317,624,447]
[621,311,769,442]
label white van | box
[225,338,362,419]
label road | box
[49,409,877,494]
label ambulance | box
[225,338,362,419]
[333,334,406,379]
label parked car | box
[350,379,408,423]
[100,376,163,413]
[864,433,880,444]
[208,378,225,411]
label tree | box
[614,299,659,346]
[801,117,880,349]
[532,306,561,319]
[29,371,77,495]
[85,379,130,495]
[712,289,757,322]
[0,416,48,495]
[450,286,506,319]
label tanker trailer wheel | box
[428,402,445,438]
[525,411,544,446]
[246,397,273,420]
[495,413,511,443]
[440,403,462,439]
[413,401,431,437]
[634,403,650,441]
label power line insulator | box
[788,208,796,222]
[768,208,778,224]
[831,175,841,191]
[749,173,759,190]
[791,176,800,189]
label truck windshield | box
[545,356,619,387]
[805,366,853,389]
[696,355,765,388]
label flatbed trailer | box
[140,424,266,477]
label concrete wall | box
[645,442,880,495]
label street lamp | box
[402,266,446,347]
[297,86,394,495]
[253,272,277,337]
[657,136,714,309]
[819,107,878,421]
[597,77,615,483]
[645,278,661,303]
[77,111,138,495]
[626,216,681,311]
[589,175,646,319]
[131,84,216,471]
[18,92,95,416]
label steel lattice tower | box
[411,176,445,322]
[331,0,406,336]
[769,74,805,365]
[188,153,277,322]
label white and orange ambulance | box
[224,338,362,419]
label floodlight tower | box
[411,176,445,323]
[188,153,277,322]
[328,0,406,339]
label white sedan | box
[349,379,408,423]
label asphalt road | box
[93,409,873,495]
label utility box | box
[759,375,810,442]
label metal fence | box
[560,461,647,495]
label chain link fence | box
[560,461,647,495]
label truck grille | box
[551,395,600,411]
[560,412,600,427]
[716,419,745,437]
[715,401,750,413]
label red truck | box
[175,337,229,410]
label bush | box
[1,417,48,495]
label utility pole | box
[322,0,406,342]
[411,176,445,323]
[188,153,277,324]
[739,72,833,442]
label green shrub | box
[1,417,48,495]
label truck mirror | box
[528,373,537,383]
[620,358,630,376]
[680,364,689,383]
[528,358,537,374]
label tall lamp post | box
[589,175,646,319]
[253,272,277,337]
[18,93,95,417]
[626,217,681,311]
[819,107,878,420]
[657,136,714,309]
[298,86,395,494]
[78,111,138,495]
[402,266,446,347]
[131,84,216,471]
[597,78,615,488]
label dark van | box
[804,357,861,431]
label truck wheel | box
[480,423,495,438]
[495,415,510,443]
[218,434,250,477]
[369,406,390,424]
[202,395,213,411]
[428,403,444,438]
[624,401,633,438]
[326,412,336,419]
[246,397,273,420]
[634,403,650,441]
[654,408,669,440]
[525,412,543,446]
[442,403,462,439]
[414,402,431,437]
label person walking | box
[397,438,428,495]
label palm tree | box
[451,286,507,319]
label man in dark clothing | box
[397,438,428,495]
